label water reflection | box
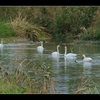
[0,48,3,55]
[52,56,60,68]
[64,56,77,65]
[82,62,92,76]
[64,57,77,72]
[0,45,4,63]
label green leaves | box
[0,21,15,38]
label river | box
[1,40,100,94]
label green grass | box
[0,20,16,38]
[0,56,55,94]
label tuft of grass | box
[0,20,16,38]
[75,76,100,94]
[0,56,55,94]
[8,12,52,41]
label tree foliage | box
[0,6,99,41]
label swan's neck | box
[64,47,67,55]
[57,46,59,53]
[41,42,43,47]
[83,55,86,59]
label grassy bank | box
[0,56,55,94]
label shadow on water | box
[1,41,100,93]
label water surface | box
[1,41,100,94]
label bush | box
[0,20,16,38]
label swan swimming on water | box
[64,46,77,57]
[0,38,3,48]
[83,62,92,68]
[52,45,60,57]
[0,38,3,56]
[82,54,92,62]
[37,41,44,53]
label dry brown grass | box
[75,76,100,94]
[8,12,52,41]
[0,56,56,94]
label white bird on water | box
[64,46,77,57]
[82,54,92,62]
[37,41,44,53]
[0,38,3,48]
[52,45,60,57]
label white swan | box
[37,41,44,53]
[83,62,92,67]
[82,54,92,62]
[52,45,60,57]
[0,38,3,48]
[64,46,77,57]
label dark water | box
[1,41,100,94]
